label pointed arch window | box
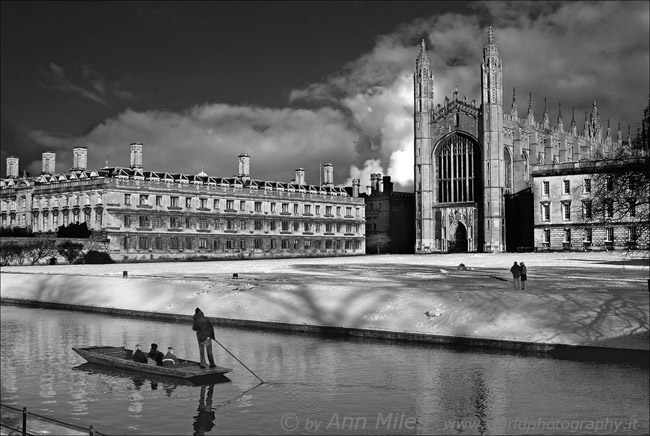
[436,134,480,203]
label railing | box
[0,404,103,436]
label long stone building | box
[414,28,648,252]
[0,144,366,261]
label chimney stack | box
[6,157,19,178]
[73,147,88,170]
[130,142,143,169]
[42,152,56,174]
[370,173,383,195]
[295,168,305,185]
[382,175,393,194]
[352,179,360,197]
[238,153,250,181]
[323,163,333,186]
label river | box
[0,305,647,435]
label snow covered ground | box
[2,251,648,350]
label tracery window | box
[436,134,478,203]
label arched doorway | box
[451,222,468,253]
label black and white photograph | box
[1,1,648,435]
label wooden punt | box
[72,346,232,383]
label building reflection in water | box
[471,369,490,436]
[193,384,216,436]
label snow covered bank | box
[2,252,648,351]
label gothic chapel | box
[414,28,631,253]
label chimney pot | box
[130,143,143,169]
[238,153,250,181]
[73,147,88,171]
[42,152,56,175]
[6,157,19,178]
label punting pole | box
[212,338,264,384]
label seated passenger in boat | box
[162,347,179,366]
[132,344,148,364]
[147,343,164,366]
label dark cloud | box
[18,2,650,191]
[40,62,137,107]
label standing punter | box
[193,307,216,369]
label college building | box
[0,144,366,261]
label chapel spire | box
[483,26,499,59]
[416,39,431,69]
[570,107,577,135]
[557,102,564,132]
[511,87,518,118]
[543,98,549,128]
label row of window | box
[2,208,100,230]
[541,227,638,244]
[541,179,590,196]
[124,194,360,216]
[124,236,362,251]
[2,194,94,211]
[540,176,632,197]
[124,215,361,234]
[541,199,636,221]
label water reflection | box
[1,306,648,435]
[193,384,216,436]
[472,370,489,435]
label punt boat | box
[72,346,232,384]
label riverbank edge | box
[3,297,648,364]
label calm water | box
[1,306,648,435]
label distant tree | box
[579,149,650,247]
[57,241,85,264]
[0,245,26,266]
[26,237,56,265]
[576,98,650,249]
[57,222,91,238]
[366,233,391,254]
[81,250,115,264]
[0,226,34,237]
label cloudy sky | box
[1,1,648,189]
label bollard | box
[89,424,95,435]
[22,407,26,436]
[232,273,238,279]
[123,271,128,279]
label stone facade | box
[0,148,366,262]
[531,162,649,251]
[414,28,647,253]
[363,174,415,254]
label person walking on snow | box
[520,262,528,290]
[193,307,216,369]
[510,261,521,291]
